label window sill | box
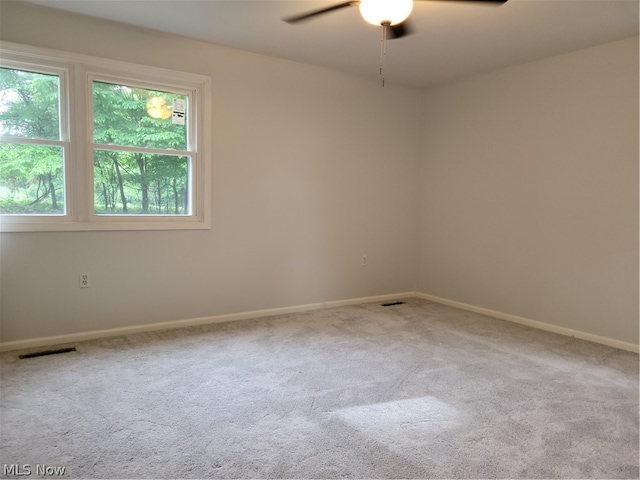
[0,218,211,233]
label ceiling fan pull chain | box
[380,22,389,87]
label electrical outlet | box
[361,255,367,267]
[79,273,90,288]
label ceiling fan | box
[284,0,508,39]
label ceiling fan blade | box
[415,0,508,4]
[283,1,359,23]
[387,20,414,40]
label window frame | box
[0,42,211,232]
[87,73,198,222]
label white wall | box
[1,2,637,349]
[0,2,423,343]
[418,37,639,345]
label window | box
[91,79,193,216]
[0,43,211,232]
[0,66,68,215]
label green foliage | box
[92,82,191,215]
[0,68,64,213]
[0,68,60,140]
[94,150,188,214]
[0,143,65,214]
[92,82,187,150]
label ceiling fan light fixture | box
[146,96,172,120]
[359,0,413,26]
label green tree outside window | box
[91,81,190,215]
[0,68,65,214]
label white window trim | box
[0,42,211,232]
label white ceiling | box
[19,0,640,88]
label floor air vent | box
[19,347,77,359]
[381,301,405,307]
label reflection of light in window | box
[334,396,459,432]
[146,96,172,120]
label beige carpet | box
[1,299,638,479]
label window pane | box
[0,143,65,214]
[0,68,61,140]
[94,149,190,215]
[93,81,188,150]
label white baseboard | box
[0,292,415,353]
[3,291,636,354]
[416,292,639,354]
